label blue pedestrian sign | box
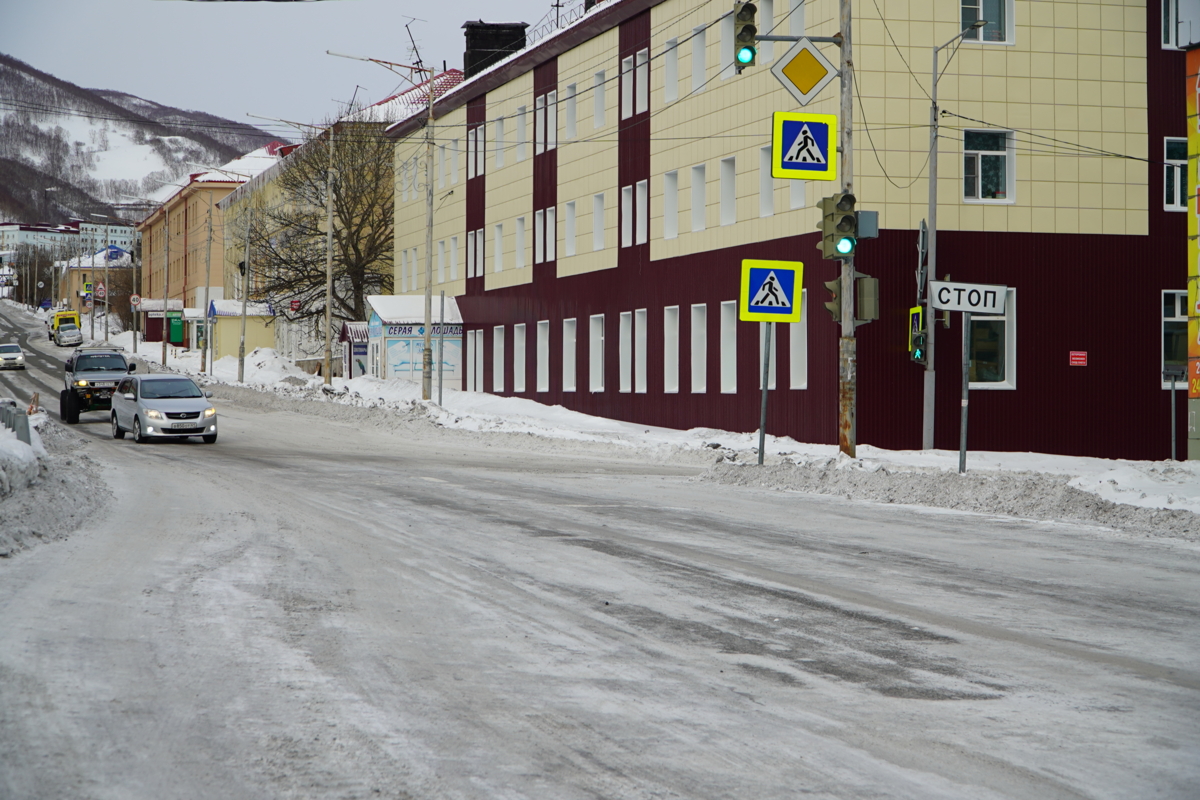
[740,259,804,322]
[771,111,838,182]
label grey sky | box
[0,0,559,137]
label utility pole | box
[238,207,252,383]
[837,0,856,458]
[323,126,335,385]
[200,198,213,373]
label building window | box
[664,39,679,103]
[663,171,679,239]
[691,164,707,232]
[619,311,633,393]
[516,106,527,161]
[535,209,545,263]
[565,201,577,257]
[534,94,545,155]
[493,325,505,392]
[691,304,707,393]
[635,180,648,245]
[1165,138,1187,211]
[466,231,475,277]
[664,306,679,393]
[437,240,445,283]
[692,26,707,93]
[466,125,485,179]
[513,323,527,392]
[466,329,481,392]
[537,320,550,392]
[759,146,775,217]
[758,322,778,390]
[962,0,1013,44]
[534,91,558,155]
[594,71,606,129]
[791,176,805,209]
[963,130,1014,202]
[450,139,460,183]
[593,193,606,251]
[546,207,556,261]
[621,185,633,248]
[565,84,577,139]
[1164,290,1189,388]
[968,288,1016,390]
[589,314,605,392]
[563,318,577,392]
[474,330,484,391]
[790,290,809,389]
[620,56,634,120]
[438,144,446,188]
[634,308,647,393]
[516,216,527,268]
[720,11,736,80]
[758,0,775,62]
[720,157,737,226]
[494,118,505,168]
[450,236,459,279]
[720,301,737,393]
[493,223,504,272]
[635,49,649,114]
[547,90,557,151]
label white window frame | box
[692,26,707,93]
[565,200,577,257]
[691,164,707,232]
[962,0,1016,46]
[437,239,446,283]
[438,144,446,188]
[621,56,634,120]
[534,94,545,156]
[563,318,577,392]
[513,323,527,393]
[1165,137,1187,211]
[621,185,634,248]
[450,138,460,184]
[450,235,459,279]
[547,90,558,151]
[535,209,545,264]
[790,180,805,211]
[593,193,606,251]
[465,231,475,278]
[493,223,504,272]
[546,206,556,261]
[758,0,775,62]
[720,300,737,393]
[494,117,505,168]
[634,308,647,393]
[759,146,775,218]
[516,216,527,269]
[759,322,778,390]
[663,171,679,239]
[664,305,680,393]
[619,311,633,393]
[537,320,550,392]
[565,83,577,139]
[720,157,737,226]
[664,39,679,103]
[963,129,1015,204]
[635,48,649,115]
[968,287,1017,391]
[635,180,648,245]
[589,314,605,392]
[492,326,505,392]
[516,106,527,161]
[789,0,806,35]
[474,329,484,392]
[594,70,606,129]
[720,11,736,80]
[1163,290,1190,389]
[789,292,808,389]
[691,303,707,394]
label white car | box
[0,343,25,370]
[54,324,83,347]
[111,374,218,444]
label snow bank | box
[0,424,39,500]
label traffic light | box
[911,330,928,364]
[823,278,841,322]
[733,2,758,68]
[816,193,858,259]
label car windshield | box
[76,354,127,372]
[60,324,78,332]
[0,345,19,353]
[140,379,203,399]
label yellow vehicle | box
[48,310,81,341]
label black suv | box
[61,347,136,424]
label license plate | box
[170,422,196,429]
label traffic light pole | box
[837,0,856,458]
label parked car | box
[0,343,25,370]
[111,374,217,444]
[54,323,83,347]
[48,310,81,341]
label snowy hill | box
[0,52,281,224]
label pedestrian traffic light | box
[823,278,841,322]
[733,2,758,68]
[911,330,928,364]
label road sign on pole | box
[771,112,837,182]
[740,259,803,323]
[928,280,1008,314]
[96,282,106,299]
[770,37,838,106]
[130,294,142,306]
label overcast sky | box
[0,0,558,137]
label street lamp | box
[90,213,115,343]
[921,19,987,451]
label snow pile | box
[110,332,308,387]
[0,423,39,500]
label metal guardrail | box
[0,399,32,446]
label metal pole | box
[758,322,772,466]
[324,127,335,385]
[437,290,445,406]
[1171,373,1177,461]
[238,208,252,384]
[422,69,437,401]
[924,42,939,451]
[161,206,169,366]
[103,222,110,342]
[90,237,96,341]
[201,199,213,373]
[959,311,971,473]
[837,0,856,458]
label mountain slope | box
[0,52,282,223]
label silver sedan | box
[111,374,218,444]
[54,324,83,347]
[0,343,25,370]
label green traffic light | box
[835,236,855,255]
[736,45,756,64]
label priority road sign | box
[771,112,837,182]
[740,259,803,322]
[771,37,838,107]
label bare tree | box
[251,120,394,326]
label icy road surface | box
[1,309,1198,799]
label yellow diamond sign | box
[771,37,838,106]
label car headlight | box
[204,407,216,418]
[145,409,163,420]
[76,380,88,387]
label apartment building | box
[388,0,1186,460]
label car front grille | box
[165,411,201,420]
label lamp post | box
[922,19,987,451]
[90,214,114,342]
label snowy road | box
[1,304,1198,799]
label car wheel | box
[64,391,79,425]
[59,390,67,420]
[133,416,147,444]
[111,413,125,440]
[202,433,217,444]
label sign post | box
[928,280,1008,473]
[740,259,804,465]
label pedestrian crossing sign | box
[771,111,837,182]
[740,259,803,322]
